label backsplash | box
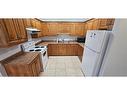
[41,35,78,41]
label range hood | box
[26,27,40,34]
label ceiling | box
[38,18,90,22]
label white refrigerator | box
[81,30,111,76]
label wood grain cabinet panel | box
[86,21,93,30]
[3,53,42,76]
[92,19,99,30]
[2,19,18,42]
[16,19,27,39]
[48,44,58,56]
[48,44,79,56]
[77,45,84,62]
[98,18,115,30]
[57,44,67,55]
[0,19,28,47]
[23,18,32,27]
[30,19,87,37]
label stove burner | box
[35,46,40,48]
[29,49,34,51]
[35,49,42,51]
[35,46,45,48]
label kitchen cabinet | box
[16,19,27,40]
[47,23,59,36]
[84,18,115,35]
[98,18,115,30]
[48,44,79,56]
[48,44,58,56]
[1,52,42,76]
[78,45,84,62]
[23,18,32,28]
[30,55,42,76]
[31,19,86,37]
[0,19,19,43]
[31,19,43,38]
[57,44,67,55]
[92,19,99,30]
[0,19,28,47]
[86,20,93,30]
[74,23,85,36]
[66,44,78,56]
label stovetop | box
[35,46,45,48]
[28,46,47,52]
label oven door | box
[41,50,48,70]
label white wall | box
[99,19,127,76]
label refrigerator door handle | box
[85,45,100,54]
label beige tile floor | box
[40,56,84,76]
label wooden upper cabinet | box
[23,19,32,28]
[98,18,115,30]
[41,22,49,36]
[75,23,85,36]
[16,19,27,39]
[2,19,18,42]
[47,23,59,35]
[0,19,28,47]
[30,19,44,38]
[86,21,93,30]
[92,19,99,30]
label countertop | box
[1,52,40,65]
[38,41,85,48]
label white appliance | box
[81,30,111,76]
[21,41,48,70]
[26,27,40,41]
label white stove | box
[21,41,48,70]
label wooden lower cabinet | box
[48,44,58,56]
[66,44,78,56]
[3,54,42,76]
[57,44,67,55]
[48,44,83,57]
[77,45,84,62]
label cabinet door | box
[78,45,84,62]
[92,19,99,30]
[66,44,78,56]
[98,19,108,30]
[47,23,58,36]
[23,19,32,27]
[57,44,66,55]
[75,23,85,36]
[66,44,71,55]
[107,19,115,25]
[50,44,58,55]
[16,19,27,39]
[41,22,49,36]
[35,20,43,37]
[72,44,78,55]
[99,19,107,26]
[3,19,18,42]
[48,44,52,55]
[35,56,42,75]
[86,21,93,30]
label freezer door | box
[85,30,109,53]
[81,47,99,76]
